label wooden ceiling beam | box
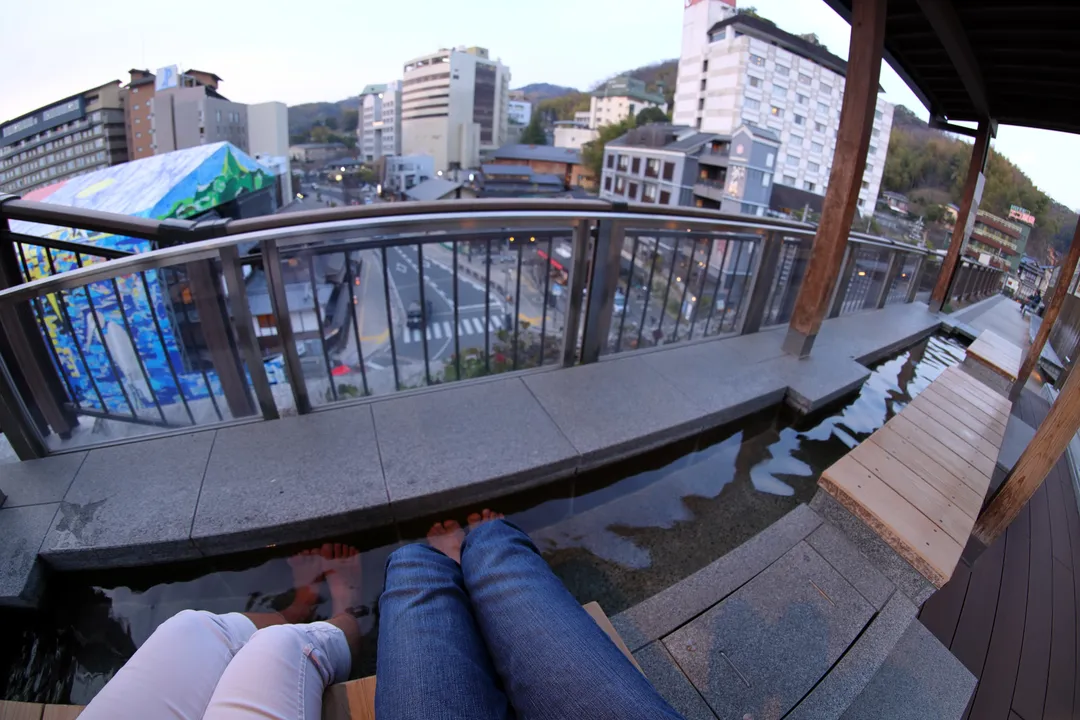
[915,0,991,121]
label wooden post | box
[1011,219,1080,401]
[782,0,886,358]
[928,121,991,313]
[973,362,1080,547]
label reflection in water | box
[0,334,966,706]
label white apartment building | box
[553,122,598,150]
[508,100,532,126]
[588,76,666,129]
[400,46,510,172]
[358,82,401,162]
[674,0,894,215]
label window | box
[866,164,874,172]
[796,94,808,105]
[793,114,805,126]
[771,85,787,99]
[698,98,705,110]
[696,117,702,129]
[628,182,639,199]
[811,141,823,153]
[770,106,784,118]
[134,118,140,124]
[700,78,707,91]
[765,152,775,168]
[133,104,140,110]
[606,154,614,169]
[783,174,796,185]
[748,76,762,88]
[133,87,139,94]
[814,122,826,133]
[808,161,820,172]
[604,176,612,191]
[750,54,766,67]
[872,128,880,137]
[790,134,803,146]
[761,173,770,187]
[775,65,790,77]
[745,98,760,112]
[799,73,812,85]
[821,83,832,94]
[615,176,626,193]
[135,132,141,139]
[858,198,866,208]
[644,183,658,202]
[875,109,883,120]
[646,158,660,177]
[216,110,221,122]
[662,162,675,181]
[804,181,816,192]
[868,145,877,155]
[631,157,641,174]
[785,154,799,166]
[861,180,870,190]
[817,102,829,114]
[618,154,628,170]
[660,190,672,204]
[703,59,709,72]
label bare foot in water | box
[467,508,505,531]
[427,520,465,564]
[322,543,363,617]
[281,549,323,623]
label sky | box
[3,0,1078,210]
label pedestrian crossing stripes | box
[401,316,505,344]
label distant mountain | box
[513,83,579,105]
[288,97,360,140]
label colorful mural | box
[12,142,276,421]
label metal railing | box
[0,196,1003,458]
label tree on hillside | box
[538,92,591,121]
[581,118,635,179]
[636,107,668,126]
[325,116,339,131]
[520,113,547,144]
[342,109,359,134]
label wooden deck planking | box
[967,330,1023,382]
[869,428,984,515]
[887,415,993,492]
[1011,483,1054,719]
[950,530,1007,677]
[921,383,1008,437]
[1046,554,1076,719]
[1045,465,1075,571]
[939,368,1013,420]
[906,398,1002,459]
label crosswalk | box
[401,315,506,344]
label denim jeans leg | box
[460,520,684,720]
[376,543,513,720]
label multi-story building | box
[248,101,292,202]
[288,142,349,164]
[508,99,532,126]
[124,67,250,159]
[588,76,666,129]
[383,154,435,194]
[674,0,893,216]
[553,121,598,150]
[966,209,1025,271]
[358,82,401,162]
[488,144,595,189]
[0,80,129,195]
[400,46,510,172]
[599,123,779,214]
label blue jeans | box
[376,519,684,720]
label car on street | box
[406,300,434,330]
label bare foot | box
[322,543,363,617]
[466,508,505,532]
[427,520,465,564]
[280,549,323,623]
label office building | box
[400,46,510,172]
[383,154,435,193]
[599,123,779,214]
[125,67,250,159]
[553,121,598,150]
[248,101,292,202]
[588,76,666,130]
[508,99,532,126]
[358,82,401,162]
[966,209,1026,271]
[674,0,893,215]
[0,80,128,195]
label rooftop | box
[403,177,463,201]
[591,75,666,106]
[709,14,850,77]
[491,144,583,165]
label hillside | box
[288,97,359,143]
[514,83,578,105]
[882,105,1076,262]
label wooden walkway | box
[967,329,1023,383]
[920,389,1080,720]
[820,365,1009,587]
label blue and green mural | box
[13,142,277,421]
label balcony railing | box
[0,198,1005,458]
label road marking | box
[431,323,442,339]
[469,317,485,334]
[489,316,503,331]
[441,321,453,338]
[456,303,488,310]
[396,262,407,274]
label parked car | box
[407,300,434,329]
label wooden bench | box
[963,329,1023,395]
[819,365,1010,587]
[0,603,632,720]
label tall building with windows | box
[0,80,129,195]
[674,1,893,215]
[400,46,510,172]
[358,82,401,162]
[588,76,667,129]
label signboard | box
[0,96,85,148]
[1009,204,1036,226]
[155,65,180,92]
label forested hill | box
[882,106,1076,262]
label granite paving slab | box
[633,642,717,720]
[664,541,875,720]
[41,433,214,569]
[523,355,708,467]
[841,619,976,719]
[773,352,871,413]
[373,377,579,520]
[997,413,1035,473]
[192,407,388,556]
[0,502,57,606]
[0,452,86,508]
[806,521,895,610]
[612,504,823,652]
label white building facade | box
[588,76,666,129]
[358,82,401,163]
[508,100,532,126]
[400,46,510,172]
[674,0,893,215]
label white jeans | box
[80,610,352,720]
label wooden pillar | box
[929,121,991,313]
[973,361,1080,547]
[1011,219,1080,401]
[782,0,887,358]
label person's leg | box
[461,511,684,720]
[203,543,362,720]
[80,610,257,720]
[375,521,513,720]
